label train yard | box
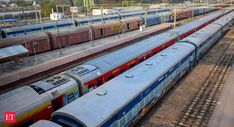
[0,8,221,93]
[0,4,234,127]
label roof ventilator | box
[125,74,134,78]
[146,63,153,66]
[96,90,107,96]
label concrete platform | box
[208,63,234,127]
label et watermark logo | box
[4,112,16,123]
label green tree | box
[74,0,83,6]
[10,0,33,6]
[40,0,56,16]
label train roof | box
[157,11,172,16]
[120,17,143,23]
[47,25,90,36]
[85,29,177,75]
[175,10,224,35]
[0,86,50,123]
[120,11,144,17]
[6,20,72,32]
[0,32,49,48]
[63,64,102,83]
[30,74,78,98]
[182,11,234,47]
[181,25,218,47]
[52,43,195,127]
[212,11,234,26]
[30,120,62,127]
[90,20,122,29]
[201,7,233,21]
[176,19,204,34]
[173,8,192,13]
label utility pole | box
[144,5,149,28]
[72,12,75,26]
[144,9,147,28]
[39,10,43,31]
[56,5,59,14]
[33,0,38,23]
[101,6,104,23]
[55,3,63,54]
[33,42,38,64]
[173,9,177,28]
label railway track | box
[173,37,234,127]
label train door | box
[52,96,64,111]
[0,29,6,38]
[96,78,102,87]
[64,86,80,105]
[100,28,104,37]
[137,21,140,28]
[127,23,130,30]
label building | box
[50,12,65,20]
[92,9,112,15]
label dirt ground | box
[136,28,234,127]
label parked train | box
[0,7,217,56]
[0,17,143,55]
[0,9,232,127]
[0,7,216,38]
[1,8,170,38]
[32,11,234,127]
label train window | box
[168,75,172,83]
[144,95,150,105]
[110,121,119,127]
[1,30,6,38]
[165,77,169,86]
[67,93,75,103]
[158,82,163,92]
[74,20,78,27]
[139,59,144,63]
[127,23,130,30]
[108,75,115,81]
[139,99,144,109]
[120,69,126,74]
[100,29,104,37]
[56,118,84,127]
[30,85,45,94]
[126,110,132,121]
[150,90,154,100]
[153,87,157,97]
[88,85,94,92]
[132,105,138,116]
[130,64,135,68]
[97,80,102,87]
[119,116,126,127]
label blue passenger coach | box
[51,43,196,127]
